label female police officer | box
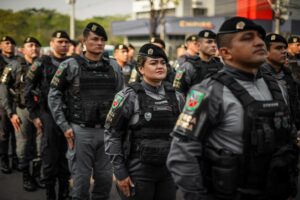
[104,43,185,200]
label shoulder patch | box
[112,94,125,109]
[1,67,12,83]
[173,69,185,89]
[185,89,205,112]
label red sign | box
[237,0,273,20]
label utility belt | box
[131,138,171,166]
[70,120,104,129]
[203,145,299,200]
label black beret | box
[177,44,186,49]
[114,44,129,51]
[138,43,168,63]
[52,30,70,41]
[1,36,16,45]
[198,30,216,39]
[217,16,266,39]
[23,36,41,47]
[69,39,79,46]
[128,43,135,49]
[150,37,166,49]
[84,22,107,41]
[265,33,287,47]
[185,34,199,42]
[287,35,300,44]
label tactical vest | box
[128,82,180,164]
[68,56,116,127]
[186,57,222,86]
[204,72,298,200]
[14,57,30,107]
[40,55,67,110]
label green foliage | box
[0,8,129,46]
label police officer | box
[261,33,300,133]
[48,22,123,200]
[172,34,200,95]
[287,35,300,82]
[104,43,185,200]
[25,31,70,200]
[114,44,134,86]
[173,31,223,96]
[0,36,17,173]
[167,17,299,200]
[0,37,43,191]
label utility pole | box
[274,0,281,34]
[66,0,76,39]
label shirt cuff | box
[113,164,129,181]
[59,121,71,133]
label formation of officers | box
[0,16,299,200]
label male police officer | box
[287,35,300,82]
[0,37,42,191]
[167,17,299,200]
[0,36,17,173]
[114,44,133,86]
[261,33,300,133]
[48,22,123,200]
[25,31,70,200]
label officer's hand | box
[10,114,21,132]
[117,176,134,197]
[64,128,74,150]
[32,118,43,135]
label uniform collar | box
[223,65,262,81]
[141,80,163,94]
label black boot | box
[46,184,56,200]
[1,156,12,174]
[58,179,71,200]
[12,156,20,171]
[22,167,37,191]
[32,160,45,188]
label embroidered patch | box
[185,90,205,111]
[1,67,12,83]
[112,94,124,109]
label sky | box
[0,0,132,19]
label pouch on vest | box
[139,139,170,165]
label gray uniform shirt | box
[48,55,124,133]
[166,66,286,200]
[0,59,20,115]
[104,81,185,180]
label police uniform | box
[0,36,17,173]
[167,17,299,200]
[288,36,300,83]
[173,33,223,96]
[114,44,134,86]
[104,43,185,200]
[48,23,123,200]
[262,33,300,131]
[25,31,71,199]
[0,37,42,191]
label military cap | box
[138,43,168,63]
[128,43,135,49]
[217,16,266,39]
[1,36,16,45]
[23,36,41,47]
[198,30,216,39]
[177,44,186,49]
[265,33,287,46]
[52,30,70,41]
[287,35,300,44]
[185,34,199,42]
[84,22,107,41]
[150,37,166,49]
[114,44,129,51]
[69,39,79,46]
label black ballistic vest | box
[206,72,298,200]
[186,57,223,85]
[127,82,180,164]
[40,55,67,110]
[68,56,116,126]
[128,82,179,141]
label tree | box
[149,0,180,39]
